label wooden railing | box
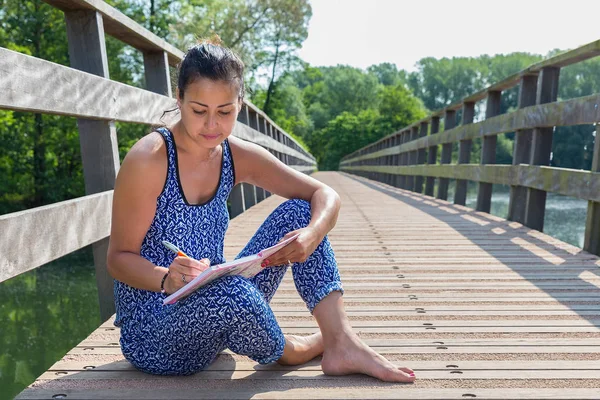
[340,39,600,257]
[0,0,316,322]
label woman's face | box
[177,78,241,146]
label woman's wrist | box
[160,270,170,294]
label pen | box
[162,240,190,258]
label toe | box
[399,366,415,374]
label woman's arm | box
[106,133,208,294]
[229,137,341,240]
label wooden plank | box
[46,360,600,376]
[0,47,175,123]
[454,102,475,205]
[233,123,315,165]
[584,124,600,256]
[0,192,112,283]
[437,110,456,200]
[524,67,561,232]
[17,388,600,400]
[342,164,600,202]
[35,368,600,381]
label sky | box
[298,0,600,72]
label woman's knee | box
[275,198,311,228]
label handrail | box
[340,39,600,258]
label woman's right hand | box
[164,257,210,294]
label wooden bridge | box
[2,1,599,399]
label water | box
[0,185,590,397]
[447,181,587,248]
[0,247,100,400]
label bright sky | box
[298,0,600,72]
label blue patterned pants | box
[120,199,344,375]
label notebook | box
[162,233,300,305]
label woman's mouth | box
[202,134,220,140]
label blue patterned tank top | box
[114,127,236,326]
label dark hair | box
[177,38,245,101]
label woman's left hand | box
[261,227,322,268]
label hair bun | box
[197,34,223,46]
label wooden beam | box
[437,110,456,200]
[0,192,112,284]
[584,124,600,256]
[454,102,475,205]
[414,122,428,193]
[343,39,600,159]
[143,50,172,97]
[65,8,118,322]
[0,47,176,124]
[340,92,600,165]
[407,127,419,191]
[508,75,538,222]
[524,67,560,232]
[340,164,600,202]
[43,0,184,66]
[476,91,502,212]
[424,117,440,196]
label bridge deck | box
[18,172,600,399]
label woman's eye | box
[219,111,231,116]
[193,110,206,115]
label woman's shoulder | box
[117,130,168,191]
[124,130,167,167]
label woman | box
[106,39,415,383]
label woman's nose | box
[205,113,217,128]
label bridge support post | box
[398,131,408,189]
[584,125,600,256]
[406,127,419,191]
[476,91,502,212]
[524,68,560,231]
[437,110,456,200]
[425,117,440,196]
[230,184,246,218]
[454,102,475,205]
[414,122,428,193]
[64,9,118,322]
[508,75,538,222]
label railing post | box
[476,91,502,212]
[407,127,419,191]
[584,124,600,256]
[437,110,456,200]
[393,134,400,187]
[230,183,246,218]
[524,67,560,231]
[143,51,172,97]
[508,74,538,223]
[454,102,475,205]
[64,9,118,322]
[414,122,428,193]
[398,131,408,188]
[425,117,440,196]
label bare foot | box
[321,333,415,383]
[276,332,324,366]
